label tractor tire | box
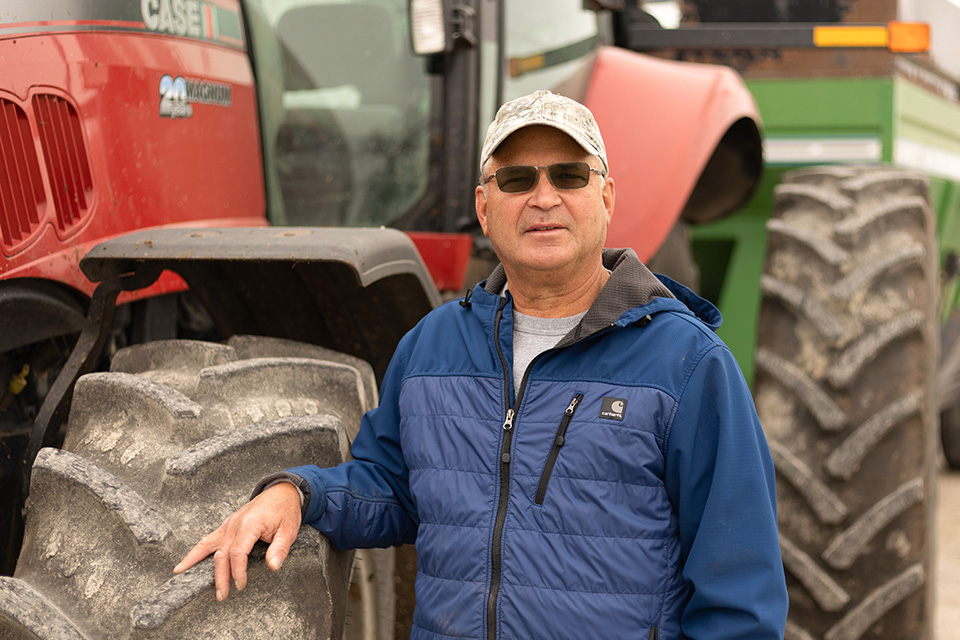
[0,336,394,640]
[754,166,938,640]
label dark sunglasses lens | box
[494,163,594,193]
[495,166,538,193]
[548,163,591,189]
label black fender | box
[79,226,441,382]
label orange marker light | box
[812,21,930,52]
[888,21,931,53]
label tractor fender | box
[79,226,441,382]
[584,46,762,262]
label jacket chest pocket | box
[534,392,583,505]
[530,390,668,508]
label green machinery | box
[698,74,960,386]
[627,1,960,637]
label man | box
[176,90,788,639]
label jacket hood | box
[478,248,721,342]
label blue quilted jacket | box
[288,248,787,640]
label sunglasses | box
[480,162,605,193]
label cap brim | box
[481,119,607,174]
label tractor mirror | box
[409,0,476,55]
[410,0,452,55]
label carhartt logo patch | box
[599,397,626,421]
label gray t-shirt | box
[512,310,585,396]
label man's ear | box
[602,176,615,225]
[476,184,490,236]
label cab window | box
[251,0,433,227]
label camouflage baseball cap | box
[480,90,608,175]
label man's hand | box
[173,482,302,601]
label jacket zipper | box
[487,298,512,640]
[485,297,549,640]
[486,296,603,639]
[534,393,583,505]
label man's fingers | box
[214,549,231,601]
[264,487,302,571]
[265,523,297,571]
[230,528,265,591]
[174,529,224,574]
[212,515,244,600]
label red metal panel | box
[0,6,266,299]
[406,232,473,292]
[585,46,760,262]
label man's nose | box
[528,167,562,207]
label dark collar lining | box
[480,248,675,346]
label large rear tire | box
[0,336,393,640]
[754,166,938,640]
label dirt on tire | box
[0,336,392,640]
[754,166,938,640]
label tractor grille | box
[33,94,92,234]
[0,98,45,250]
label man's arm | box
[665,344,788,639]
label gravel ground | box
[937,467,960,639]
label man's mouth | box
[528,226,562,232]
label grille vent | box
[0,98,45,250]
[33,94,93,234]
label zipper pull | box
[502,408,515,431]
[556,394,583,446]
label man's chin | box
[512,252,578,276]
